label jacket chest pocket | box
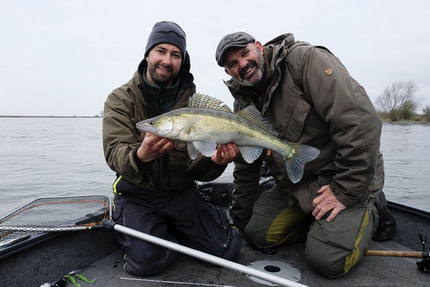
[273,97,311,143]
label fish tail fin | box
[285,144,320,183]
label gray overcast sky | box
[1,0,429,116]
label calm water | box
[0,118,429,215]
[380,122,430,212]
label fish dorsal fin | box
[237,105,278,136]
[188,93,232,113]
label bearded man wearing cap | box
[215,32,396,278]
[102,21,241,276]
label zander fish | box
[136,93,320,183]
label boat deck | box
[1,201,429,287]
[75,235,428,287]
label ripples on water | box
[381,122,430,212]
[0,117,114,214]
[0,118,429,215]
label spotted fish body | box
[136,93,320,183]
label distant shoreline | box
[384,120,430,126]
[1,115,428,125]
[0,115,101,118]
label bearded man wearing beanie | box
[103,21,241,276]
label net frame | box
[0,194,111,244]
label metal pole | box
[112,223,308,287]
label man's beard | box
[147,64,176,87]
[233,50,264,87]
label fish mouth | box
[136,121,157,133]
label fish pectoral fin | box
[187,143,200,159]
[183,116,202,134]
[238,146,263,163]
[192,141,217,157]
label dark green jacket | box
[226,34,384,223]
[103,55,226,192]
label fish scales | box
[175,108,289,154]
[136,93,320,183]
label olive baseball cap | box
[215,32,255,67]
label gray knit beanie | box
[144,21,186,58]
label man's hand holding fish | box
[137,133,176,163]
[211,143,240,165]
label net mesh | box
[0,194,111,244]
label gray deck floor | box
[76,237,428,287]
[72,201,430,287]
[1,201,429,287]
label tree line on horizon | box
[375,80,430,122]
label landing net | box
[0,194,111,244]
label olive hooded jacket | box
[225,34,384,226]
[103,54,226,193]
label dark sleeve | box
[187,157,228,182]
[132,147,154,171]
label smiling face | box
[223,42,264,87]
[145,43,182,87]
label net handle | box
[103,220,307,287]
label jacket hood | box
[264,33,295,47]
[137,51,194,90]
